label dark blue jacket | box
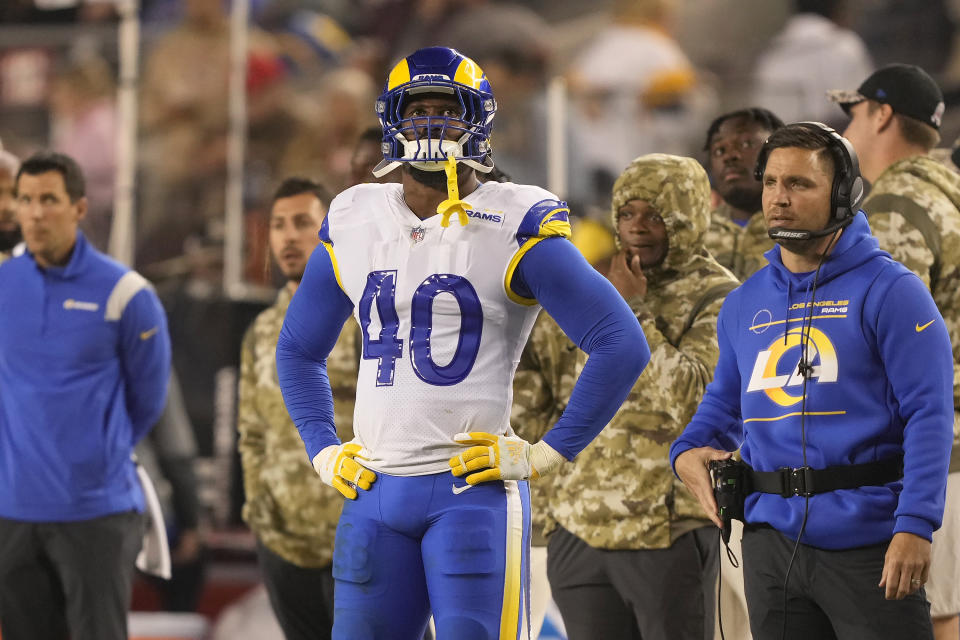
[0,232,171,521]
[671,213,954,548]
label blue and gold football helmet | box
[373,47,496,177]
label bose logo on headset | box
[754,121,866,241]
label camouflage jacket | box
[702,202,773,281]
[238,284,359,567]
[863,154,960,468]
[549,154,739,550]
[512,313,577,546]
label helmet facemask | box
[374,53,496,177]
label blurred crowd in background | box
[1,0,959,634]
[6,0,960,270]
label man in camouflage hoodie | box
[544,154,739,640]
[702,108,783,280]
[831,63,960,640]
[238,178,358,640]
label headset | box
[754,121,865,241]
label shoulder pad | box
[516,198,572,247]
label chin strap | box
[436,154,472,228]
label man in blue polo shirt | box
[0,152,171,640]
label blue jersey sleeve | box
[871,273,953,541]
[276,244,354,460]
[119,286,172,445]
[669,296,745,472]
[513,237,650,459]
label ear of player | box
[312,442,377,500]
[449,432,565,484]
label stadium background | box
[0,0,956,637]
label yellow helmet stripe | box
[387,58,411,91]
[453,56,486,89]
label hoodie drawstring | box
[784,281,793,346]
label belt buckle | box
[790,466,815,497]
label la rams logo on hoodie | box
[746,326,838,407]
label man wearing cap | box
[830,63,960,640]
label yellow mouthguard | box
[436,154,471,228]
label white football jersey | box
[322,181,571,475]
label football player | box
[277,46,650,640]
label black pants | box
[257,540,336,640]
[547,525,718,640]
[742,524,934,640]
[145,550,206,611]
[0,511,143,640]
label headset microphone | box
[767,215,854,242]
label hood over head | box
[611,153,711,273]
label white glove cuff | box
[530,440,565,478]
[312,444,340,486]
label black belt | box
[745,456,904,498]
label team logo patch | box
[747,326,838,406]
[465,209,504,226]
[933,101,945,127]
[63,299,99,312]
[750,309,773,334]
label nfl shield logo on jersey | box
[410,226,426,243]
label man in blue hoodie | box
[0,152,171,640]
[671,123,954,640]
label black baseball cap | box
[827,63,945,130]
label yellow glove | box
[448,432,565,485]
[312,443,376,500]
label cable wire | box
[779,228,842,640]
